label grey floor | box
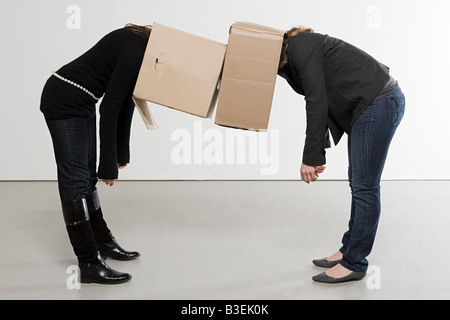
[0,180,449,300]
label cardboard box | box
[133,22,227,129]
[215,22,284,131]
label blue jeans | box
[339,87,405,272]
[45,116,98,203]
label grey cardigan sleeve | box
[289,35,329,166]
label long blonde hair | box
[279,26,314,69]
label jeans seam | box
[353,107,373,269]
[68,120,85,201]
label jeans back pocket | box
[389,95,405,127]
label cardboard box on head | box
[133,22,227,129]
[215,22,284,132]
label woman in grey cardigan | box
[278,27,405,283]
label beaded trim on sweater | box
[52,72,101,101]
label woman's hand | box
[300,163,326,184]
[102,179,115,186]
[101,164,128,187]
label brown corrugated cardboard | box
[215,22,284,131]
[133,22,226,128]
[131,96,158,130]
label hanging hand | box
[102,163,128,186]
[300,163,326,184]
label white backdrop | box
[1,0,449,181]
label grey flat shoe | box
[312,258,341,268]
[312,271,367,284]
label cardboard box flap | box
[132,96,159,130]
[231,22,285,39]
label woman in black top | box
[278,27,405,283]
[40,24,151,284]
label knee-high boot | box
[62,198,132,284]
[86,190,140,261]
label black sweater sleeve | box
[97,45,143,180]
[116,93,135,165]
[290,35,328,166]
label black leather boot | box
[78,252,132,284]
[63,198,132,284]
[97,232,141,261]
[87,190,140,261]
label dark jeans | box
[339,87,405,272]
[45,116,98,203]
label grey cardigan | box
[278,32,390,166]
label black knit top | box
[40,28,148,179]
